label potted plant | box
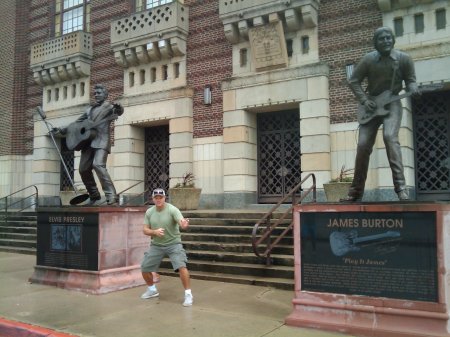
[169,172,202,210]
[323,165,354,202]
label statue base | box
[29,206,148,294]
[286,202,450,337]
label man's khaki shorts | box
[141,243,188,272]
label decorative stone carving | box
[248,20,288,72]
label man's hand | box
[363,99,377,112]
[180,218,189,230]
[153,228,165,237]
[409,87,421,99]
[50,127,66,135]
[112,102,124,116]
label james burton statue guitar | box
[357,83,443,125]
[329,230,400,257]
[66,113,119,151]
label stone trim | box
[222,62,328,91]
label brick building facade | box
[1,0,449,207]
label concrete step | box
[186,224,290,235]
[183,210,291,220]
[0,232,36,241]
[0,238,36,249]
[158,268,294,290]
[188,218,292,226]
[187,249,294,266]
[0,225,37,234]
[181,232,293,245]
[161,259,294,279]
[0,245,36,255]
[182,241,293,255]
[0,211,37,254]
[0,220,37,227]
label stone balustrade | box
[30,31,93,86]
[219,0,319,44]
[110,1,189,68]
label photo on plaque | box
[50,224,82,252]
[67,225,82,252]
[51,225,66,251]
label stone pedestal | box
[29,206,149,294]
[285,202,450,337]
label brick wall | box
[89,0,130,101]
[185,0,232,138]
[0,0,33,155]
[318,0,382,124]
[0,1,16,155]
[26,1,52,155]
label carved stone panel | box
[249,21,288,72]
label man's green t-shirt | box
[144,203,183,246]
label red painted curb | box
[0,317,78,337]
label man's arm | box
[143,224,165,237]
[348,55,377,112]
[179,218,189,230]
[51,111,87,135]
[402,54,420,97]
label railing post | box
[265,216,272,266]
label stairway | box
[158,210,295,290]
[0,211,37,255]
[0,209,295,290]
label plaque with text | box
[37,212,99,271]
[300,211,437,302]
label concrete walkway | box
[0,252,354,337]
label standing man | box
[341,27,420,202]
[140,188,193,307]
[53,84,123,205]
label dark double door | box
[257,110,301,203]
[145,125,169,199]
[413,91,450,201]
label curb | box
[0,317,78,337]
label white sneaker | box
[183,293,193,307]
[140,288,159,299]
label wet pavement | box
[0,252,354,337]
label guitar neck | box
[353,232,398,244]
[386,91,412,105]
[90,114,118,128]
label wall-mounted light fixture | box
[203,86,212,105]
[345,63,354,80]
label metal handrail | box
[123,187,151,206]
[251,173,316,265]
[1,185,39,224]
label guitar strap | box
[90,102,114,122]
[389,60,399,94]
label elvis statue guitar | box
[65,113,119,151]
